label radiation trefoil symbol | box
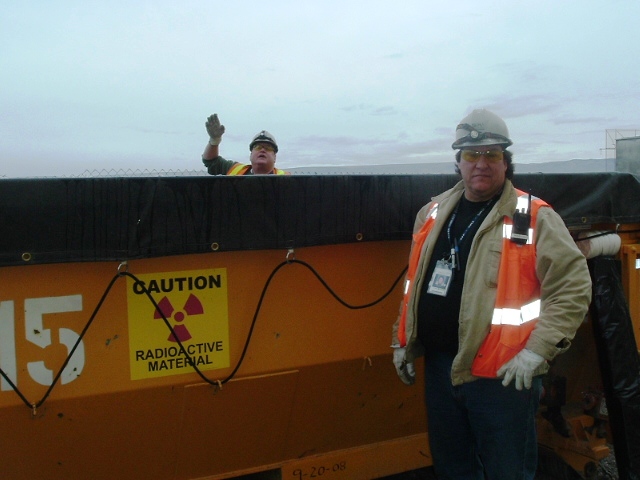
[154,294,204,342]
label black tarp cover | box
[1,172,639,267]
[590,257,640,479]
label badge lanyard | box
[427,196,494,297]
[446,198,493,271]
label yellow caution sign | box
[126,268,230,380]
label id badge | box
[427,260,453,297]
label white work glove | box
[205,113,225,146]
[497,349,545,391]
[393,347,415,386]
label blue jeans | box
[424,352,542,480]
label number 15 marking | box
[0,295,84,391]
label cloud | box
[1,1,639,177]
[479,95,562,119]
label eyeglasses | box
[252,143,275,152]
[461,149,504,163]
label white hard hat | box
[452,109,512,149]
[250,130,278,153]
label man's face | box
[250,143,277,174]
[458,145,507,202]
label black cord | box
[577,231,616,241]
[576,228,640,241]
[1,257,408,411]
[0,273,121,410]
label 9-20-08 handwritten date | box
[292,461,347,479]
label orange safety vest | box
[398,203,439,347]
[226,163,288,176]
[398,190,549,378]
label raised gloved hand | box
[497,348,545,390]
[393,347,415,385]
[205,113,225,146]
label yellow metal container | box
[0,242,430,479]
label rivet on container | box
[355,233,364,241]
[211,243,220,251]
[22,252,32,262]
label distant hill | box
[287,158,617,175]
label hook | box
[212,379,223,393]
[286,248,296,263]
[362,356,373,370]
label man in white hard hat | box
[391,109,591,479]
[201,114,289,175]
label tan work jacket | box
[392,179,592,386]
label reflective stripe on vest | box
[472,191,549,378]
[227,163,250,175]
[226,164,287,175]
[492,299,540,326]
[397,203,438,347]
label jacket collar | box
[431,179,517,224]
